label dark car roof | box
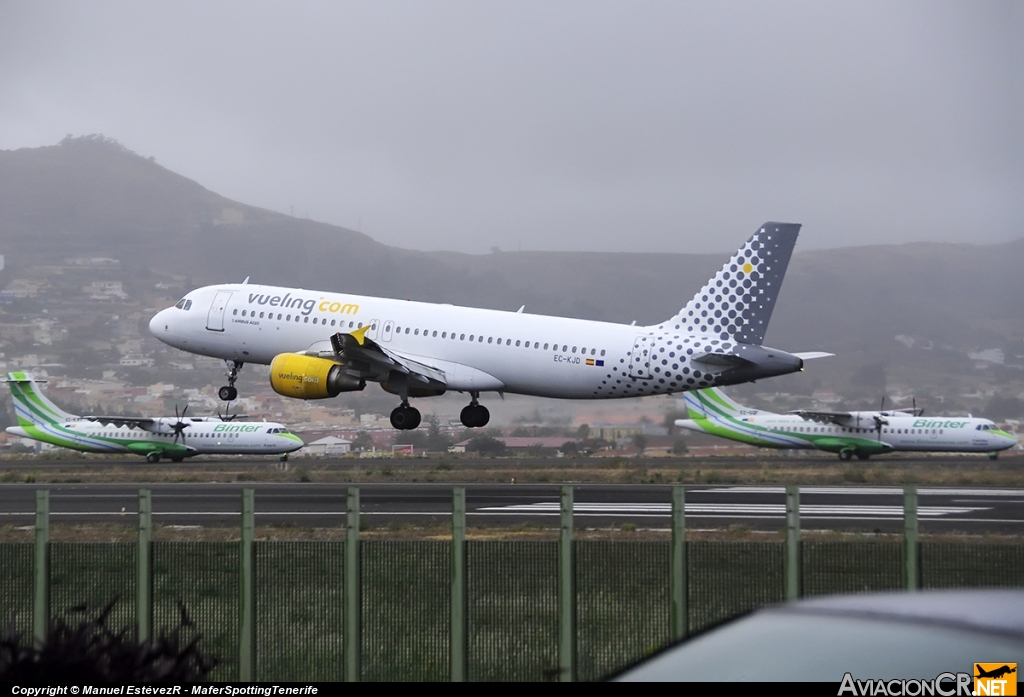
[781,589,1024,639]
[613,589,1024,682]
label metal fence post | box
[345,487,360,682]
[558,485,574,682]
[670,486,687,641]
[33,489,49,647]
[904,485,919,591]
[785,485,800,600]
[137,489,152,643]
[451,487,467,682]
[239,489,255,681]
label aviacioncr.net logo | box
[975,664,1017,696]
[839,672,972,696]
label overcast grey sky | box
[1,1,1021,254]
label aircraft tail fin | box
[5,372,77,427]
[684,387,754,420]
[664,222,800,345]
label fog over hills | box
[1,136,1022,417]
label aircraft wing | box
[80,415,158,430]
[788,410,854,425]
[306,329,449,390]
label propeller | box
[171,404,190,445]
[872,397,888,441]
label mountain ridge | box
[1,136,1022,411]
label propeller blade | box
[172,404,190,445]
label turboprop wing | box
[788,410,854,425]
[79,415,159,429]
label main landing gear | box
[390,401,421,430]
[219,360,243,401]
[460,395,489,429]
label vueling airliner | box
[676,387,1017,460]
[151,222,828,430]
[5,373,304,462]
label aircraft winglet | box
[349,324,371,346]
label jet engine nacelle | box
[269,353,365,400]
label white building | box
[301,436,351,456]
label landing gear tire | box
[856,453,870,461]
[988,452,998,461]
[219,361,243,401]
[146,453,160,463]
[390,405,421,430]
[280,454,289,462]
[838,451,853,461]
[460,404,490,428]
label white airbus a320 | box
[151,222,828,430]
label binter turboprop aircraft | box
[676,387,1017,460]
[5,373,304,462]
[150,222,829,431]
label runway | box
[1,482,1022,533]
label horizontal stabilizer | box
[792,352,834,361]
[691,352,755,368]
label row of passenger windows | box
[232,309,608,356]
[777,426,943,435]
[96,431,243,439]
[236,308,361,328]
[393,324,607,355]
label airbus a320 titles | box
[150,223,830,430]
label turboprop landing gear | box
[390,402,421,430]
[219,360,244,401]
[988,452,999,461]
[838,451,853,461]
[460,395,490,428]
[146,453,160,463]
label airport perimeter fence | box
[1,486,1022,681]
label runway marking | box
[697,486,1024,496]
[476,502,987,517]
[0,511,1020,524]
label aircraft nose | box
[150,308,174,342]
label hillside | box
[1,136,1022,417]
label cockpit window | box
[174,298,193,311]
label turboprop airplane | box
[151,222,828,430]
[675,387,1017,460]
[5,372,304,462]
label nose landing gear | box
[390,402,422,430]
[460,395,489,428]
[218,360,244,401]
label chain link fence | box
[3,486,1023,681]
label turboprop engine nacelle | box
[269,353,366,400]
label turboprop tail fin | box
[5,372,77,427]
[683,387,756,420]
[661,222,800,345]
